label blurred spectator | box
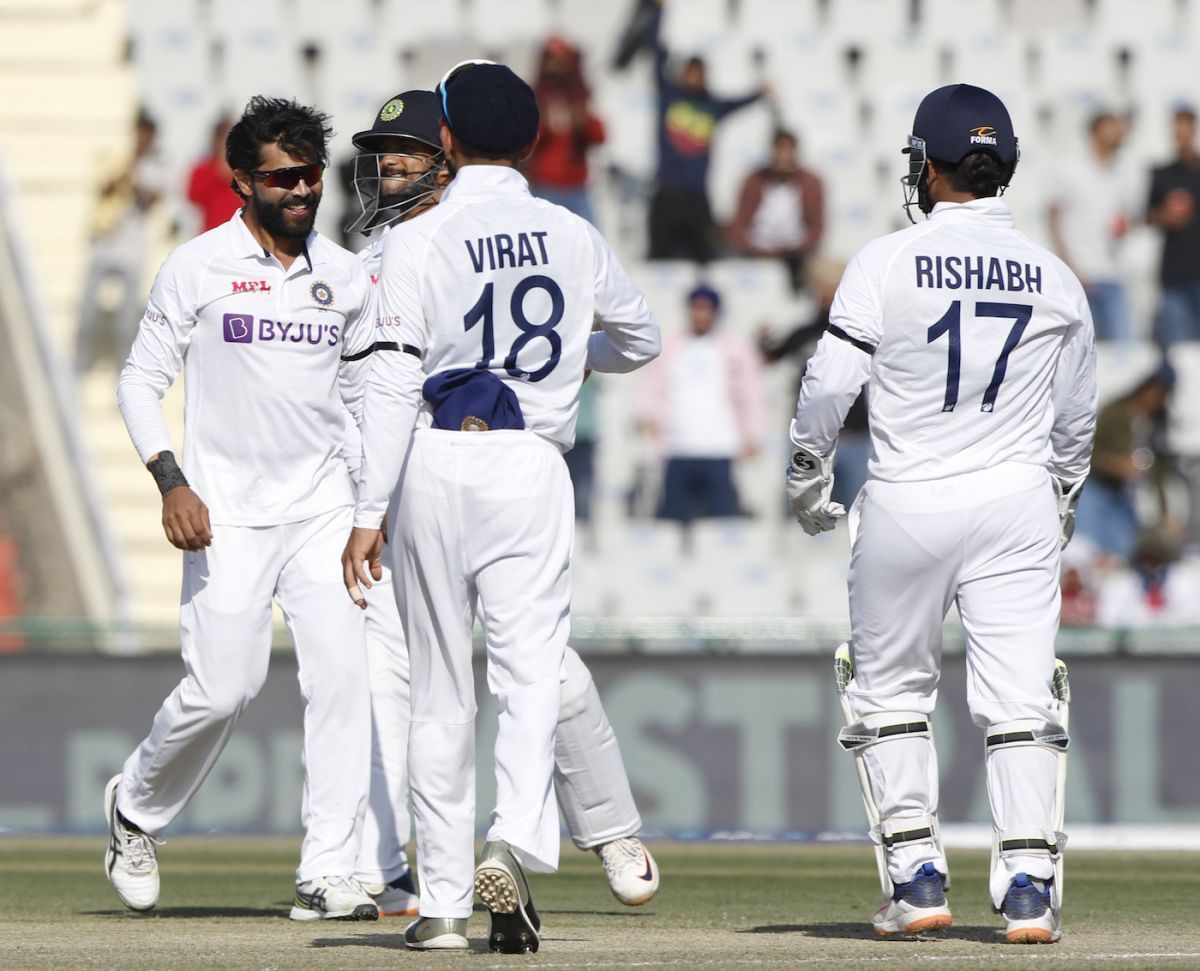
[729,129,825,293]
[1047,110,1135,342]
[565,378,600,528]
[759,258,868,506]
[637,284,765,523]
[1096,530,1200,627]
[526,36,606,223]
[641,0,768,261]
[74,109,165,374]
[186,115,240,234]
[1075,362,1175,559]
[1147,106,1200,346]
[1059,541,1100,627]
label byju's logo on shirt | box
[222,312,341,347]
[223,313,255,343]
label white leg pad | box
[840,710,949,890]
[985,718,1066,908]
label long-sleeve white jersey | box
[792,198,1097,484]
[355,165,661,527]
[339,228,390,484]
[118,211,377,526]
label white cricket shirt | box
[118,211,377,525]
[355,165,661,527]
[340,228,390,482]
[792,198,1097,484]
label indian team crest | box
[461,416,489,432]
[310,280,334,306]
[380,98,405,122]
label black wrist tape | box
[147,451,189,497]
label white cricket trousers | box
[556,646,642,849]
[116,506,370,883]
[845,463,1064,894]
[353,596,637,878]
[355,558,413,886]
[392,429,573,919]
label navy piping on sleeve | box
[827,323,876,356]
[340,342,424,362]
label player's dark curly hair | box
[225,96,334,194]
[935,151,1013,198]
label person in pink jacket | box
[637,283,766,522]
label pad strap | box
[878,813,939,848]
[998,831,1066,857]
[986,723,1069,753]
[838,718,930,752]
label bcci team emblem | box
[310,280,334,306]
[380,98,405,122]
[461,416,489,432]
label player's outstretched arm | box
[354,222,427,533]
[790,250,878,456]
[117,251,207,550]
[584,224,661,374]
[337,262,379,433]
[1048,306,1097,550]
[1048,311,1098,488]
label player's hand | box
[342,526,384,609]
[786,445,845,535]
[1052,478,1084,550]
[161,486,212,551]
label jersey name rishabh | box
[915,254,1043,293]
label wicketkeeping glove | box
[1052,478,1084,551]
[787,445,846,535]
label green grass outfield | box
[2,838,1199,970]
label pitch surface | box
[1,839,1197,969]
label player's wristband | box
[147,451,189,497]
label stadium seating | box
[5,0,1200,635]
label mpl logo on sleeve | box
[223,313,255,343]
[969,125,998,146]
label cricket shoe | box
[361,868,419,916]
[103,774,161,912]
[474,840,541,954]
[1001,872,1061,944]
[872,862,953,936]
[404,916,469,950]
[289,876,379,921]
[596,837,660,906]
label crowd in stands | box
[70,0,1200,627]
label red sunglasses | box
[251,164,325,189]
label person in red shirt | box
[728,129,825,293]
[186,116,242,233]
[525,36,606,223]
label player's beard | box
[253,187,320,240]
[377,168,438,219]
